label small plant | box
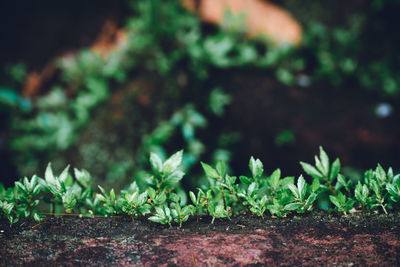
[208,204,232,224]
[386,174,400,203]
[354,182,372,210]
[96,186,117,215]
[189,189,208,221]
[119,190,150,221]
[0,201,18,226]
[14,175,42,221]
[148,206,173,227]
[284,175,318,214]
[1,146,400,227]
[329,191,355,215]
[149,150,185,191]
[300,146,341,195]
[170,201,193,227]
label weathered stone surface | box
[1,214,400,266]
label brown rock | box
[183,0,302,45]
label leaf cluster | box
[1,147,400,228]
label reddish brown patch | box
[183,0,302,45]
[1,215,399,266]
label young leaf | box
[45,163,56,185]
[284,202,303,211]
[201,162,219,179]
[163,150,183,175]
[150,152,163,173]
[166,170,185,184]
[248,182,257,195]
[288,183,299,199]
[300,162,323,180]
[297,175,306,200]
[319,146,330,176]
[148,187,156,199]
[311,178,320,192]
[249,157,263,178]
[329,194,342,209]
[58,165,71,182]
[189,191,196,204]
[148,216,164,223]
[239,176,251,185]
[216,161,227,177]
[269,169,281,188]
[330,158,341,181]
[375,164,386,183]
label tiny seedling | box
[329,191,355,215]
[148,206,173,227]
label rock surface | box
[1,213,400,266]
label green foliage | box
[0,201,18,225]
[1,146,400,227]
[329,192,355,215]
[148,150,185,190]
[148,206,173,227]
[119,187,151,221]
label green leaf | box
[110,189,116,201]
[329,195,341,209]
[375,164,386,182]
[166,170,185,184]
[163,150,183,175]
[311,178,320,192]
[96,194,106,202]
[33,213,42,222]
[280,176,295,188]
[300,162,323,180]
[371,180,381,196]
[239,176,251,185]
[248,182,256,195]
[270,169,281,188]
[148,216,164,223]
[148,187,156,199]
[288,184,299,199]
[201,162,219,179]
[45,163,56,185]
[284,202,303,211]
[150,152,163,173]
[297,175,306,200]
[138,192,148,205]
[330,158,341,181]
[337,174,347,188]
[319,146,330,176]
[355,182,363,201]
[164,206,171,218]
[74,168,91,188]
[98,185,107,197]
[155,193,167,204]
[216,161,227,177]
[249,156,263,178]
[189,191,196,204]
[306,193,317,206]
[59,165,70,182]
[314,156,324,175]
[344,199,355,211]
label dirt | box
[1,213,400,266]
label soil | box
[1,213,400,266]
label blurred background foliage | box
[1,0,400,191]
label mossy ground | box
[1,213,400,266]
